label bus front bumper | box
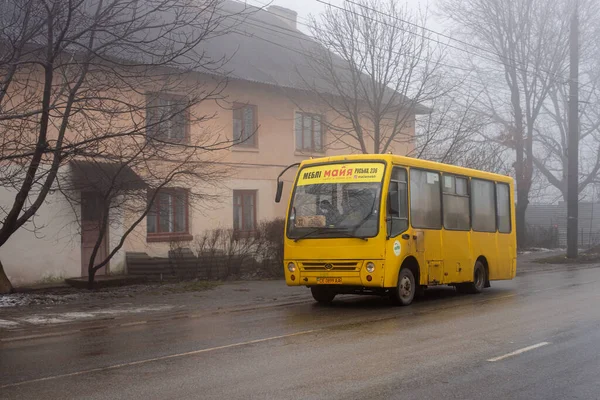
[284,260,385,288]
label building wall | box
[0,76,416,283]
[0,167,130,285]
[123,79,415,256]
[0,188,81,286]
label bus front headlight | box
[366,262,375,273]
[287,262,296,273]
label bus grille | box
[300,262,360,271]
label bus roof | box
[299,154,514,184]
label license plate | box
[316,277,342,284]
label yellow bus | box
[275,154,516,305]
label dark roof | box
[69,161,147,193]
[202,2,332,90]
[3,0,427,113]
[202,1,429,113]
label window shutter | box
[172,102,187,141]
[244,107,255,145]
[295,113,303,150]
[146,94,160,139]
[302,115,311,150]
[313,115,322,151]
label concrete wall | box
[0,188,81,286]
[0,174,130,285]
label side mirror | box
[275,180,284,203]
[388,191,399,215]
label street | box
[2,265,600,399]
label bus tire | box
[391,267,416,306]
[457,260,486,294]
[311,286,336,303]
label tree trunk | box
[87,267,96,290]
[0,259,14,294]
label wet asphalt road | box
[2,266,600,399]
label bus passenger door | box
[441,175,472,284]
[409,169,444,286]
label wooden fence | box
[126,250,254,280]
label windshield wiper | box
[293,227,368,242]
[293,227,327,242]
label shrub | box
[167,219,286,280]
[255,218,285,278]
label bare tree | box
[57,137,228,288]
[411,88,511,174]
[299,0,446,154]
[0,0,251,293]
[532,1,600,200]
[440,0,571,247]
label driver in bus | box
[319,199,340,226]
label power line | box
[225,3,481,74]
[317,0,569,85]
[227,21,515,97]
[217,5,517,97]
[243,0,562,98]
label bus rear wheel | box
[311,286,336,303]
[456,260,486,294]
[391,268,416,306]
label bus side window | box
[442,175,470,230]
[388,167,408,237]
[410,169,442,229]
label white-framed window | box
[233,104,258,147]
[295,112,323,152]
[146,93,188,143]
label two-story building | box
[0,1,419,285]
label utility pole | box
[567,1,579,258]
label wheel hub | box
[400,276,412,299]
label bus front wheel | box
[456,260,486,294]
[391,268,416,306]
[311,286,336,303]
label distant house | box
[0,1,423,285]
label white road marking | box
[119,320,148,327]
[0,329,320,389]
[487,342,551,362]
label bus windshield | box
[287,162,385,240]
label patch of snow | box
[528,248,555,252]
[61,312,96,319]
[0,319,19,328]
[92,305,173,315]
[0,293,81,308]
[14,305,174,325]
[20,316,70,324]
